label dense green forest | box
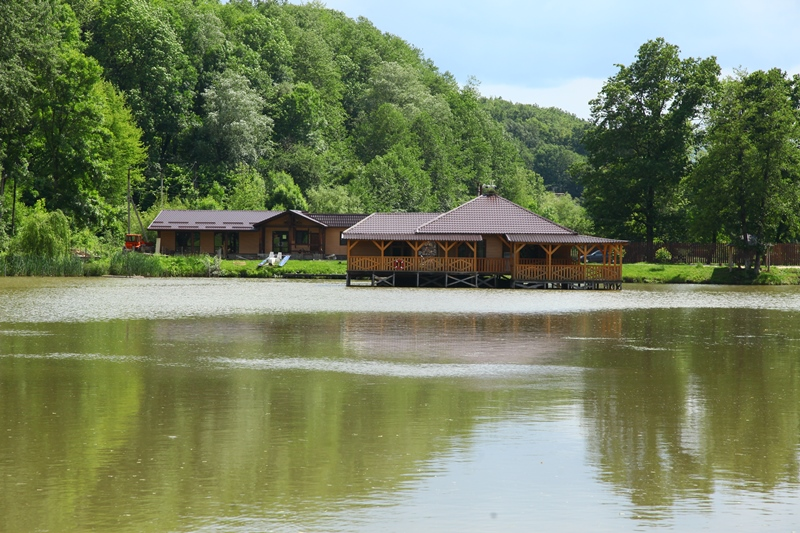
[0,0,591,257]
[2,0,799,270]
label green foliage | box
[200,71,272,167]
[687,69,800,273]
[1,0,625,245]
[536,192,594,234]
[0,254,83,276]
[482,97,589,195]
[109,250,164,276]
[654,247,673,264]
[306,184,363,213]
[226,164,266,210]
[266,171,307,211]
[10,203,71,257]
[582,38,720,249]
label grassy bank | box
[622,263,800,285]
[3,253,800,285]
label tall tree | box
[0,0,62,238]
[581,38,719,254]
[88,0,196,171]
[688,69,800,273]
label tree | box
[10,202,71,257]
[306,184,363,213]
[266,171,307,211]
[0,0,62,236]
[226,164,266,210]
[688,69,800,274]
[201,71,272,167]
[88,0,196,169]
[581,39,719,256]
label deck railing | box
[348,256,622,281]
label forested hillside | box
[0,0,592,254]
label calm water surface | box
[1,278,799,532]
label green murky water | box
[1,278,799,532]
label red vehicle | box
[124,233,153,252]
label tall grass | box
[0,254,84,276]
[109,251,164,277]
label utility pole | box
[127,167,131,234]
[10,173,17,236]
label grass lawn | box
[622,263,800,285]
[219,258,347,277]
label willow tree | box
[581,39,719,256]
[688,69,800,274]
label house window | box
[214,232,224,254]
[340,232,346,246]
[295,230,309,245]
[175,231,201,254]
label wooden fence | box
[625,242,800,266]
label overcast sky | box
[299,0,800,119]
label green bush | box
[654,247,673,264]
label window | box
[295,230,309,245]
[214,232,224,254]
[175,231,201,254]
[340,232,346,246]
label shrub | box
[654,247,673,264]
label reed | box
[0,254,84,276]
[109,251,164,277]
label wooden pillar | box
[512,242,525,281]
[540,244,561,280]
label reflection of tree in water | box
[580,307,800,519]
[0,315,570,532]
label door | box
[272,231,289,254]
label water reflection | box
[2,279,800,531]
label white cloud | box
[479,78,605,120]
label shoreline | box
[2,254,799,285]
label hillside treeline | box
[0,0,590,255]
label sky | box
[298,0,800,119]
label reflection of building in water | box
[341,312,624,363]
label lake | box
[2,278,799,532]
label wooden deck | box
[346,256,623,289]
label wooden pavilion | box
[342,192,626,289]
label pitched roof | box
[148,210,281,232]
[343,213,472,241]
[301,213,369,228]
[419,195,574,235]
[342,194,627,245]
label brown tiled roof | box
[419,195,575,235]
[343,213,436,236]
[341,195,626,245]
[149,210,282,232]
[343,213,482,241]
[303,213,369,228]
[506,234,627,244]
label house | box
[148,209,367,259]
[342,192,626,289]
